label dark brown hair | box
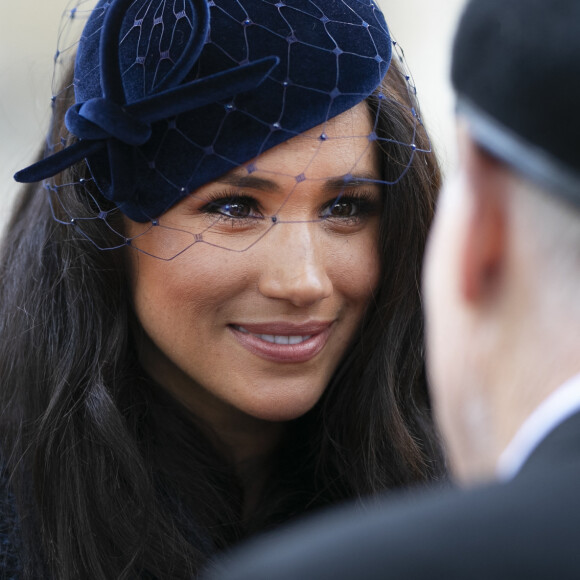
[0,60,444,579]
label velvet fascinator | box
[452,0,580,206]
[16,0,393,221]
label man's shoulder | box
[336,419,580,578]
[205,439,580,580]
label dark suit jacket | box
[205,411,580,579]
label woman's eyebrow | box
[322,172,382,192]
[215,170,381,193]
[215,172,281,192]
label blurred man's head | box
[424,0,580,483]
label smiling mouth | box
[228,322,333,363]
[233,325,312,345]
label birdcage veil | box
[15,0,431,260]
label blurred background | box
[0,0,467,231]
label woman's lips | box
[228,321,333,363]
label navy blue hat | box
[452,0,580,206]
[15,0,392,221]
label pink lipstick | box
[229,321,333,363]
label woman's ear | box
[460,136,508,305]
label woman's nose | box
[257,223,333,308]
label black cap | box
[452,0,580,205]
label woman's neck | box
[139,345,286,513]
[208,410,286,520]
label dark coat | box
[205,411,580,580]
[0,467,21,580]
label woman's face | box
[125,102,381,426]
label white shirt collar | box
[496,373,580,481]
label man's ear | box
[460,134,508,304]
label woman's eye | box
[325,200,358,218]
[219,201,252,218]
[320,194,379,224]
[322,198,364,220]
[202,196,262,219]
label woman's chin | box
[240,395,321,423]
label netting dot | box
[243,18,252,26]
[152,219,159,226]
[160,50,170,60]
[51,96,57,103]
[377,92,385,100]
[320,15,330,23]
[195,233,203,242]
[204,146,214,155]
[287,34,297,44]
[136,56,145,65]
[79,178,86,184]
[208,0,215,6]
[148,160,156,170]
[98,211,108,220]
[275,1,284,7]
[70,7,77,18]
[362,21,369,28]
[411,143,417,151]
[411,107,417,117]
[180,187,186,193]
[282,80,290,87]
[332,47,343,56]
[271,122,281,130]
[154,17,163,26]
[271,215,278,223]
[368,131,378,142]
[225,102,235,111]
[69,218,76,224]
[246,163,257,174]
[295,173,306,183]
[167,119,177,129]
[374,55,383,63]
[135,18,143,26]
[54,50,60,62]
[175,10,186,19]
[405,75,411,81]
[319,133,328,141]
[343,173,353,183]
[392,40,397,46]
[330,87,341,99]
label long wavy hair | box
[0,60,444,579]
